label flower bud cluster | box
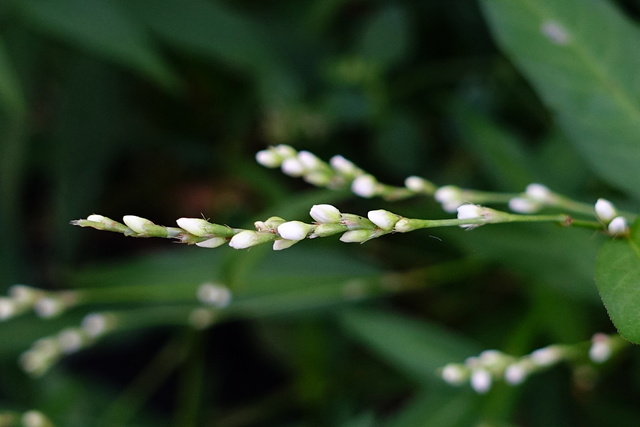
[20,312,115,376]
[0,285,76,321]
[256,145,436,200]
[256,145,358,188]
[441,345,570,393]
[509,183,556,214]
[441,336,625,393]
[594,198,629,236]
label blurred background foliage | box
[1,0,640,426]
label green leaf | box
[596,218,640,343]
[358,5,409,69]
[481,0,640,197]
[450,99,537,191]
[16,0,179,91]
[129,0,298,104]
[0,36,26,117]
[339,308,481,384]
[384,388,479,427]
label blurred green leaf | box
[358,5,409,70]
[129,0,299,104]
[596,218,640,343]
[384,388,480,427]
[0,36,25,117]
[481,0,640,196]
[447,223,602,301]
[15,0,179,91]
[450,100,537,190]
[339,308,481,384]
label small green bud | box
[340,229,376,243]
[176,218,234,237]
[311,223,348,237]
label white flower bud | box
[470,369,492,394]
[34,297,64,318]
[281,158,306,177]
[595,198,618,223]
[589,333,612,363]
[504,363,527,385]
[525,183,553,203]
[367,210,400,231]
[197,283,232,308]
[255,149,282,168]
[273,144,297,158]
[457,204,484,229]
[0,298,16,320]
[273,239,299,250]
[176,218,219,237]
[86,214,109,223]
[196,237,227,248]
[176,218,205,234]
[608,216,629,236]
[9,285,39,305]
[441,364,467,385]
[509,197,541,214]
[229,231,264,249]
[58,328,84,354]
[82,313,111,338]
[22,410,50,427]
[297,151,324,170]
[330,155,359,175]
[530,346,562,367]
[479,349,503,365]
[340,230,375,243]
[351,174,379,198]
[277,221,313,241]
[122,215,154,234]
[404,176,431,193]
[310,204,342,223]
[434,185,462,204]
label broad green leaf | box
[481,0,640,197]
[0,36,25,117]
[596,218,640,343]
[339,308,481,384]
[15,0,179,91]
